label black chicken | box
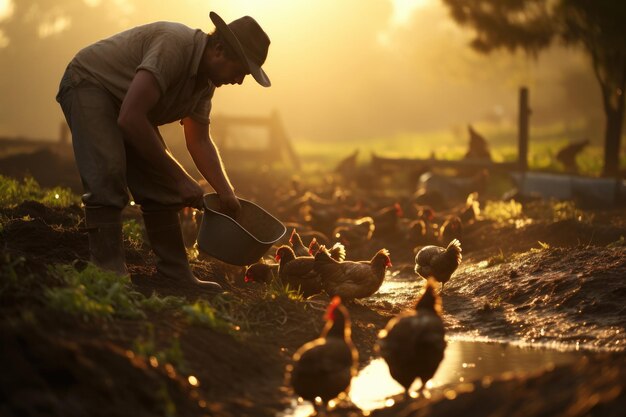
[414,239,462,292]
[288,296,358,413]
[376,279,446,398]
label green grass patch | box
[482,200,523,224]
[122,219,144,248]
[182,299,237,334]
[0,175,79,208]
[45,263,146,321]
[132,323,188,373]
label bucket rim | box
[201,193,286,245]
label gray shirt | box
[70,21,214,125]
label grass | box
[0,175,79,208]
[292,121,625,177]
[132,323,188,373]
[122,219,144,248]
[45,263,146,321]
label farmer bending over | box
[56,12,272,289]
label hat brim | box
[210,11,271,87]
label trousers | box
[56,65,184,212]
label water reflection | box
[281,340,581,416]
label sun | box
[0,0,14,21]
[391,0,431,26]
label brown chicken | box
[414,239,462,292]
[438,215,463,245]
[376,279,445,397]
[244,261,278,284]
[287,296,358,413]
[314,247,392,301]
[275,245,323,297]
[371,202,403,239]
[308,240,347,262]
[332,216,375,248]
[289,228,311,257]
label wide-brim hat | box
[210,11,271,87]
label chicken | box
[314,247,391,301]
[287,296,358,413]
[244,261,278,284]
[275,245,323,297]
[376,279,446,397]
[458,192,480,225]
[289,228,311,257]
[438,216,462,245]
[371,203,403,239]
[332,216,374,248]
[308,240,347,262]
[414,239,462,292]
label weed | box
[524,199,591,223]
[122,219,144,248]
[132,323,188,373]
[487,249,507,266]
[182,299,236,334]
[140,292,186,312]
[265,278,304,302]
[531,241,551,253]
[606,236,625,248]
[0,253,32,297]
[482,200,523,224]
[0,175,79,208]
[45,263,145,321]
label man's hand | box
[218,191,241,219]
[176,175,205,209]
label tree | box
[442,0,626,177]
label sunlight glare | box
[390,0,430,26]
[0,0,13,21]
[38,15,71,38]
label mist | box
[0,0,603,144]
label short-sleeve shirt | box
[69,21,215,125]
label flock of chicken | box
[243,226,462,413]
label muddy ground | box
[1,166,626,417]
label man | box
[56,12,271,289]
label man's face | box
[208,45,249,87]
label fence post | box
[518,87,530,172]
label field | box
[1,144,625,417]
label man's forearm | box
[186,135,234,196]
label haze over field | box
[0,0,603,143]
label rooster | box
[376,279,445,398]
[414,239,462,292]
[287,296,358,413]
[314,247,391,301]
[275,245,323,297]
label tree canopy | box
[442,0,626,177]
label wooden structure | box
[371,87,531,173]
[210,110,300,170]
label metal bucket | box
[196,193,286,266]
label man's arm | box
[182,116,241,217]
[117,69,204,206]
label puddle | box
[281,339,582,416]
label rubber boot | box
[84,207,129,276]
[142,210,222,290]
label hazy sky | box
[0,0,602,143]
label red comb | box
[324,296,342,321]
